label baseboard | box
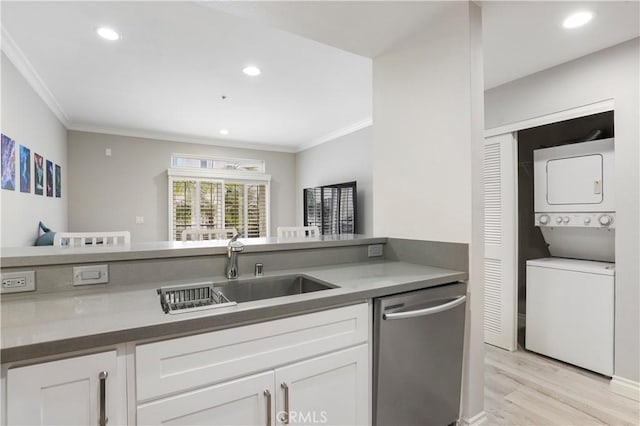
[610,375,640,401]
[459,411,487,426]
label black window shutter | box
[303,182,357,235]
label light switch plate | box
[1,271,36,293]
[73,265,109,286]
[368,244,384,257]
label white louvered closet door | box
[484,133,518,351]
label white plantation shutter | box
[168,169,270,241]
[199,181,224,229]
[225,183,245,236]
[172,180,197,241]
[247,184,267,238]
[484,133,517,351]
[224,183,268,238]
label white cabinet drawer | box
[136,303,368,401]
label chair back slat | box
[53,231,131,247]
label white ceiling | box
[482,1,640,89]
[1,1,372,152]
[201,1,450,58]
[1,1,638,152]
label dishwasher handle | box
[383,295,466,320]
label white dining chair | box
[181,228,237,241]
[54,231,131,247]
[277,226,320,238]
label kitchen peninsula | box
[1,236,468,425]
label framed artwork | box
[34,153,44,195]
[1,134,16,190]
[46,160,53,197]
[55,164,61,198]
[20,145,31,193]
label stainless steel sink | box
[217,275,336,303]
[158,275,336,314]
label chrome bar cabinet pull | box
[280,382,290,424]
[98,371,108,426]
[264,389,272,426]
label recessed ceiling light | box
[219,129,229,135]
[242,66,261,76]
[97,27,120,41]
[563,11,594,29]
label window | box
[304,182,357,235]
[168,157,270,241]
[171,153,265,172]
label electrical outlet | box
[368,244,384,257]
[73,265,109,286]
[1,271,36,293]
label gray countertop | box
[0,235,387,267]
[0,260,467,363]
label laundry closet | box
[517,111,615,376]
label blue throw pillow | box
[34,221,56,246]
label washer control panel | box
[535,213,615,229]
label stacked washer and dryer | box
[526,138,615,376]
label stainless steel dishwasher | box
[373,282,467,426]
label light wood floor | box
[484,344,640,425]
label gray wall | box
[373,2,485,421]
[67,131,296,242]
[0,53,68,247]
[485,38,640,383]
[295,126,373,235]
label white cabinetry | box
[136,303,370,425]
[137,371,275,425]
[3,304,370,426]
[6,350,125,426]
[276,345,368,425]
[137,345,368,426]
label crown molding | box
[2,28,369,154]
[1,28,71,127]
[68,123,299,153]
[296,117,372,152]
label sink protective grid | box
[157,283,236,314]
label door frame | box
[485,99,614,138]
[483,99,615,351]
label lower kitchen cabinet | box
[275,344,369,426]
[137,371,275,426]
[136,344,368,426]
[6,350,124,426]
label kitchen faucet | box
[225,233,244,279]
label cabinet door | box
[275,344,368,426]
[7,351,121,426]
[137,371,274,426]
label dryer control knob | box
[599,215,613,226]
[555,217,563,224]
[584,217,591,225]
[563,216,570,224]
[539,215,550,225]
